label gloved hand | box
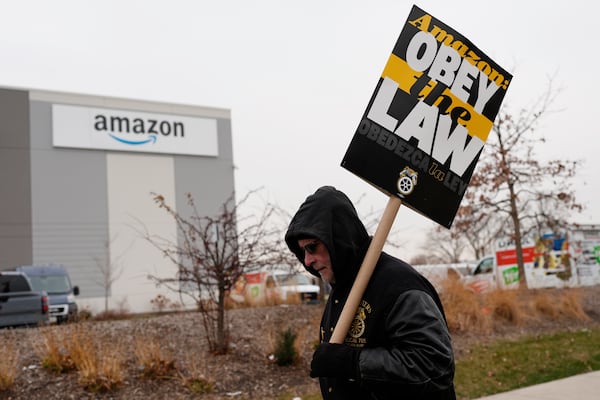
[310,343,361,379]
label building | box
[0,86,235,313]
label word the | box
[368,77,484,177]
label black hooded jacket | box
[286,186,456,400]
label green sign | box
[502,266,519,285]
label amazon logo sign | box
[94,114,185,146]
[52,104,218,157]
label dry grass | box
[77,343,125,392]
[31,323,207,394]
[34,323,125,392]
[74,328,125,392]
[525,289,589,321]
[93,299,132,321]
[0,280,594,396]
[178,354,214,394]
[0,333,20,391]
[440,278,491,333]
[66,324,95,368]
[295,307,321,353]
[439,280,591,334]
[36,327,76,373]
[485,288,525,326]
[133,335,177,380]
[93,309,132,321]
[556,288,591,321]
[531,290,560,319]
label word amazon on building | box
[0,87,235,313]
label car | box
[16,265,80,324]
[0,271,49,328]
[265,269,321,304]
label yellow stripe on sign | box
[380,54,493,142]
[381,53,423,94]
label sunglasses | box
[301,240,320,255]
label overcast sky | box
[1,1,597,261]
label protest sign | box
[341,4,512,228]
[332,5,513,343]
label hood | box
[285,186,370,288]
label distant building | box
[0,87,235,313]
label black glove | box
[310,343,361,379]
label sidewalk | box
[475,370,600,399]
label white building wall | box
[106,153,180,313]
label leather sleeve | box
[358,289,455,392]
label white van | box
[264,270,320,303]
[230,269,320,305]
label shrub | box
[184,377,214,394]
[0,335,19,392]
[440,278,491,333]
[77,308,93,321]
[36,324,125,392]
[439,279,591,333]
[530,290,560,319]
[294,309,322,357]
[274,328,299,366]
[37,327,76,373]
[522,288,590,322]
[77,342,125,393]
[134,336,176,379]
[557,289,590,321]
[93,309,131,321]
[178,351,214,394]
[484,288,524,326]
[150,294,181,312]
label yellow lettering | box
[430,26,455,46]
[451,40,469,57]
[408,13,431,31]
[489,70,509,90]
[407,18,512,91]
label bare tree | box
[415,197,508,265]
[353,192,408,253]
[419,225,467,264]
[469,82,583,286]
[452,194,510,260]
[93,237,126,313]
[140,190,290,354]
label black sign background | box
[341,5,511,228]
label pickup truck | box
[0,271,49,328]
[17,264,80,324]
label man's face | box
[298,238,335,285]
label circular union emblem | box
[397,175,414,195]
[349,316,365,338]
[397,166,418,196]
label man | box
[285,186,456,400]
